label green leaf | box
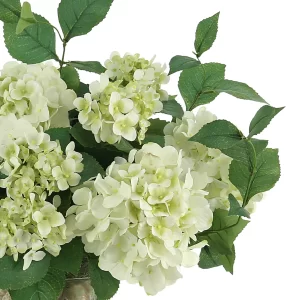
[77,82,90,97]
[80,153,105,183]
[89,256,119,300]
[251,138,268,155]
[45,127,70,151]
[213,79,267,104]
[229,148,281,201]
[61,66,80,91]
[219,245,235,274]
[249,105,284,138]
[198,246,222,269]
[0,254,51,290]
[168,55,200,75]
[16,2,37,34]
[194,12,220,57]
[190,119,243,150]
[58,0,114,41]
[113,138,134,153]
[143,118,168,146]
[10,268,65,300]
[192,209,249,255]
[161,99,184,119]
[51,238,84,275]
[228,194,250,218]
[143,134,165,147]
[55,189,72,216]
[0,0,21,23]
[4,14,57,63]
[70,123,100,148]
[199,245,236,274]
[222,140,254,165]
[69,61,106,74]
[179,63,225,110]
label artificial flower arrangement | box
[0,0,282,299]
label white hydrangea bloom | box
[0,115,83,270]
[73,52,170,144]
[0,61,77,130]
[66,143,213,295]
[164,107,263,212]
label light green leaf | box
[89,256,120,300]
[51,238,84,275]
[199,245,235,274]
[61,66,80,91]
[4,14,57,63]
[213,79,267,103]
[168,55,200,75]
[192,209,248,255]
[190,119,243,150]
[161,99,184,119]
[249,105,284,138]
[16,2,37,34]
[80,153,105,183]
[58,0,114,41]
[0,254,51,290]
[45,127,70,151]
[0,0,21,23]
[113,138,134,153]
[10,268,65,300]
[69,61,106,74]
[194,12,220,57]
[229,148,281,201]
[228,194,250,218]
[179,63,225,110]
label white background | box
[1,0,299,299]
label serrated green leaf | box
[4,14,57,63]
[0,254,51,290]
[190,119,243,150]
[192,209,249,255]
[199,245,235,274]
[61,66,80,91]
[45,127,70,151]
[219,245,235,274]
[80,153,105,183]
[113,138,134,153]
[69,61,106,74]
[70,123,99,148]
[194,12,219,57]
[161,99,184,119]
[198,246,222,269]
[228,194,250,218]
[229,148,280,201]
[0,0,21,23]
[249,105,284,138]
[89,256,119,300]
[77,82,90,97]
[168,55,200,75]
[179,63,225,110]
[51,238,84,275]
[16,2,37,34]
[251,138,268,155]
[10,267,65,300]
[213,79,267,103]
[58,0,113,41]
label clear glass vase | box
[59,278,96,300]
[1,278,96,300]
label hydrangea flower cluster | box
[66,143,213,295]
[0,114,83,269]
[74,52,170,144]
[164,107,263,212]
[0,61,77,130]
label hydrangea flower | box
[0,114,83,270]
[0,61,77,130]
[73,52,170,144]
[66,143,213,295]
[164,107,263,212]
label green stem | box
[60,41,67,72]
